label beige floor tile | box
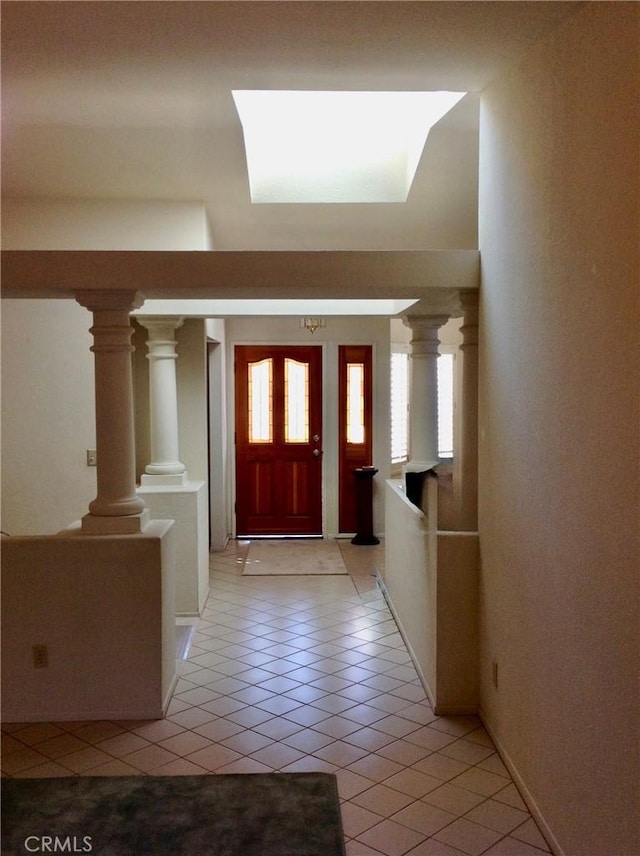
[347,754,404,783]
[440,739,495,765]
[6,723,64,746]
[351,783,416,815]
[131,719,185,742]
[80,759,143,776]
[1,734,27,755]
[345,840,387,856]
[475,753,509,779]
[97,732,150,757]
[391,801,457,837]
[510,818,551,852]
[184,743,242,772]
[33,734,90,760]
[215,757,274,774]
[405,838,469,855]
[376,739,432,767]
[123,744,181,773]
[151,758,210,776]
[57,746,115,774]
[413,753,471,782]
[421,783,486,816]
[71,722,125,744]
[433,818,503,856]
[491,783,528,812]
[483,839,553,856]
[248,742,304,770]
[336,768,378,800]
[341,802,386,838]
[167,707,217,729]
[356,818,427,856]
[453,767,512,798]
[158,731,213,757]
[384,768,443,799]
[464,798,530,834]
[281,756,338,773]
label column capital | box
[136,316,185,336]
[75,290,144,313]
[402,314,449,357]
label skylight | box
[232,90,466,204]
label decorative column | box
[138,317,188,485]
[76,290,148,534]
[403,313,450,470]
[454,291,479,530]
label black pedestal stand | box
[351,467,380,545]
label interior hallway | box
[2,542,550,856]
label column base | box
[81,509,151,535]
[141,472,189,487]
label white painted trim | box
[479,709,566,856]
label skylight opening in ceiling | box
[232,90,466,204]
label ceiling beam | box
[1,250,479,301]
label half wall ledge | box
[382,478,479,715]
[0,520,176,723]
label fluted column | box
[403,314,450,470]
[455,291,479,530]
[138,317,188,485]
[76,290,148,534]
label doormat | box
[242,539,348,575]
[2,772,346,856]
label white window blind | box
[391,351,409,464]
[390,350,455,463]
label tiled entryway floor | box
[1,540,551,856]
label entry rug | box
[242,539,348,576]
[1,772,346,856]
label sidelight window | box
[346,363,366,445]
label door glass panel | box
[346,362,365,444]
[248,358,273,443]
[285,358,309,443]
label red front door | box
[235,345,323,536]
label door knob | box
[313,449,321,457]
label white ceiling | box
[1,1,580,253]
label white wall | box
[2,198,211,250]
[227,316,391,537]
[478,5,639,855]
[1,299,96,535]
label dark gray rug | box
[1,773,346,856]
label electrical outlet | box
[492,660,499,689]
[86,449,97,467]
[32,645,49,669]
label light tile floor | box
[1,540,551,856]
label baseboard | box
[375,571,437,710]
[162,672,178,717]
[479,708,565,856]
[2,701,172,723]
